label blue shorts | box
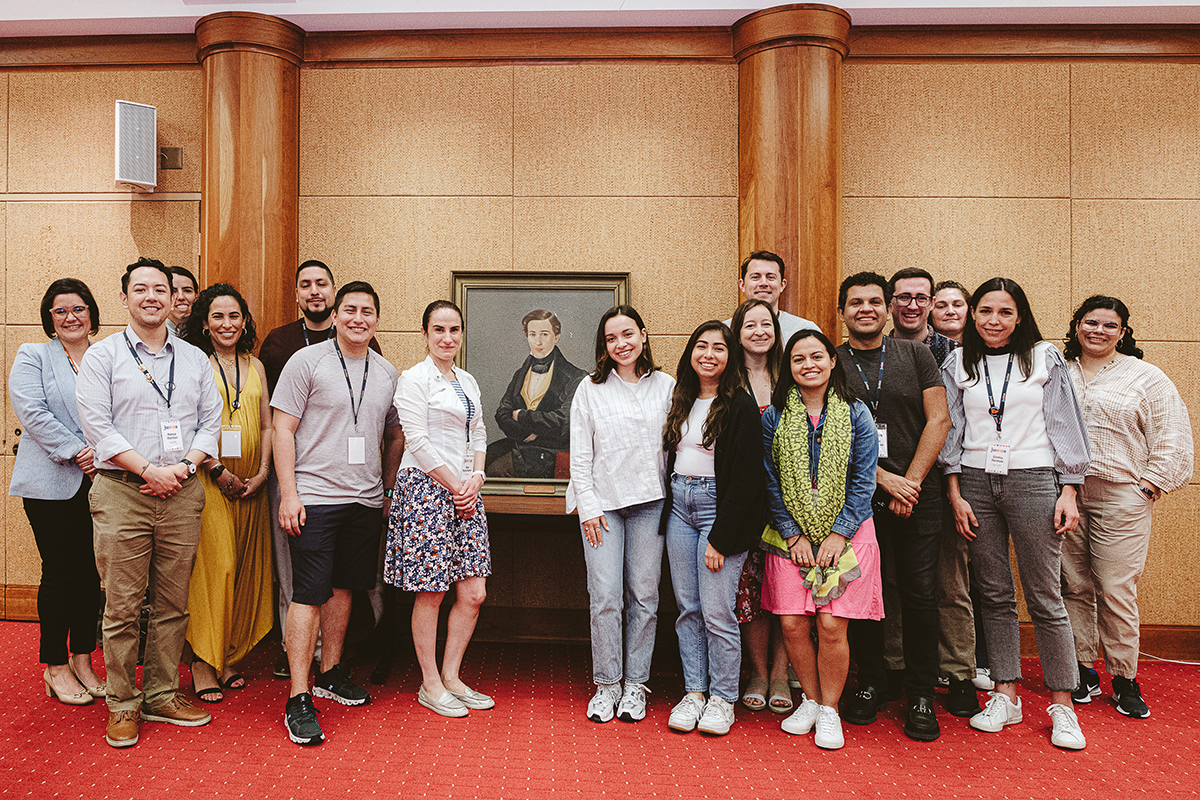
[288,502,382,606]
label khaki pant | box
[91,473,204,711]
[937,510,976,681]
[1062,477,1154,679]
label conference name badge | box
[876,424,889,459]
[221,425,242,459]
[161,419,184,452]
[348,436,366,465]
[985,442,1011,475]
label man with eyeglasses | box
[889,268,959,368]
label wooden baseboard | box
[1020,623,1199,662]
[4,585,38,621]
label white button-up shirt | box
[566,369,675,521]
[76,326,222,469]
[394,356,487,481]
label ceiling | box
[1,1,1199,37]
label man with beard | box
[259,260,383,679]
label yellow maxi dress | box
[185,361,274,671]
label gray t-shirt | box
[271,339,401,507]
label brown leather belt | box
[97,468,145,484]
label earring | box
[203,329,210,336]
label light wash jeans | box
[665,475,748,704]
[960,467,1078,692]
[581,499,665,686]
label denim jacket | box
[762,397,878,542]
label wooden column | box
[196,12,302,338]
[734,4,850,337]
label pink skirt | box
[760,516,884,620]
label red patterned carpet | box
[2,620,1197,799]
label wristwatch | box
[1138,485,1155,500]
[384,489,395,499]
[180,458,197,477]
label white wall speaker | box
[114,100,157,192]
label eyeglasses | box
[893,294,931,308]
[51,306,88,319]
[1080,319,1122,333]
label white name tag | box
[221,426,242,459]
[348,436,366,465]
[161,419,184,452]
[876,424,889,459]
[985,442,1011,475]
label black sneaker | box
[1072,664,1101,704]
[904,696,941,742]
[946,678,983,718]
[285,693,324,746]
[843,685,887,725]
[1112,676,1150,719]
[314,663,371,706]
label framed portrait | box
[454,271,630,498]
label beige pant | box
[937,516,976,681]
[91,473,205,711]
[1061,477,1154,679]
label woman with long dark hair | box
[940,277,1090,749]
[660,321,765,736]
[729,299,792,714]
[1060,296,1192,719]
[762,330,882,750]
[181,284,275,701]
[10,278,105,704]
[567,305,674,724]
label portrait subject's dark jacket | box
[495,346,588,452]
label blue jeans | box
[581,499,665,685]
[665,475,748,703]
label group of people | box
[13,250,1191,754]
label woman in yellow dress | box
[183,283,275,701]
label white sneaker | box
[616,683,649,723]
[973,668,995,691]
[1048,703,1086,750]
[814,705,844,750]
[970,691,1023,732]
[781,697,820,735]
[587,683,621,723]
[696,696,735,736]
[668,693,707,733]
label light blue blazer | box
[9,340,88,500]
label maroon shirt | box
[259,318,382,395]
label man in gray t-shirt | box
[271,281,404,747]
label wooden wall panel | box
[8,70,203,194]
[0,76,7,194]
[513,197,739,337]
[298,196,513,333]
[4,201,200,329]
[3,458,36,587]
[1072,64,1200,200]
[299,67,514,197]
[1140,485,1200,626]
[843,197,1072,327]
[1138,343,1200,486]
[513,64,737,197]
[1072,200,1200,342]
[843,63,1070,198]
[373,332,427,374]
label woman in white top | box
[567,305,675,724]
[940,278,1091,750]
[385,300,493,719]
[1061,296,1193,719]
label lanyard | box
[983,353,1014,437]
[123,332,175,410]
[302,323,330,348]
[847,338,885,416]
[216,355,241,412]
[333,339,370,428]
[62,343,79,375]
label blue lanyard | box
[123,332,175,410]
[333,339,370,428]
[983,353,1014,437]
[847,338,885,416]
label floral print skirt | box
[384,467,491,593]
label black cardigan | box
[658,388,767,557]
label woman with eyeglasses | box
[1060,296,1192,720]
[9,279,105,705]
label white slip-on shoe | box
[448,685,495,710]
[668,693,707,733]
[781,697,820,735]
[418,685,469,718]
[969,691,1023,732]
[696,696,735,736]
[973,668,995,691]
[1048,703,1087,750]
[814,705,845,750]
[587,683,622,723]
[616,683,649,723]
